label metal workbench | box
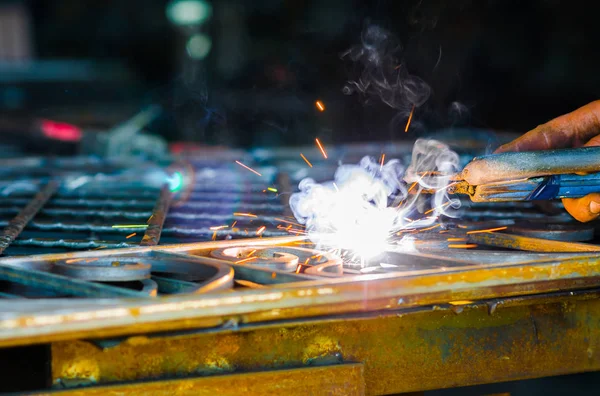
[1,138,600,395]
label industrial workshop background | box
[1,0,599,148]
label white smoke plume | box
[342,25,431,117]
[289,139,461,263]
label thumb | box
[562,135,600,222]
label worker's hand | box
[494,100,600,222]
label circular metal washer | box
[210,246,343,275]
[508,222,595,242]
[53,259,151,281]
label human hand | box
[494,100,600,222]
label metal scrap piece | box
[140,186,172,246]
[508,222,595,242]
[0,265,147,298]
[0,180,59,254]
[467,232,600,252]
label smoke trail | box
[342,25,431,120]
[289,139,460,262]
[290,25,463,262]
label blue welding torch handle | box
[528,173,600,200]
[470,173,600,202]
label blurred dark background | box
[1,0,600,149]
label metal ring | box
[51,255,234,294]
[147,255,234,294]
[210,246,343,275]
[140,278,158,296]
[53,259,151,281]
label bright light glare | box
[166,0,212,26]
[186,34,212,59]
[290,140,461,265]
[168,171,184,192]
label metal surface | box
[461,146,600,184]
[0,180,58,254]
[5,236,600,348]
[140,186,172,246]
[47,290,600,395]
[39,364,364,396]
[467,232,600,252]
[508,222,595,242]
[52,259,151,282]
[3,137,600,394]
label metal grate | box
[0,138,595,301]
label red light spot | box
[40,120,82,142]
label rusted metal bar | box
[41,364,364,395]
[276,171,294,217]
[467,232,600,253]
[461,146,600,185]
[140,186,172,246]
[0,180,59,254]
[48,290,600,395]
[3,246,600,347]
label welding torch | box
[443,146,600,202]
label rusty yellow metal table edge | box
[28,363,364,396]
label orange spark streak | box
[405,105,415,132]
[126,232,137,239]
[231,221,237,227]
[315,138,328,159]
[295,264,302,273]
[235,257,257,264]
[256,226,266,235]
[380,153,385,171]
[235,160,262,176]
[65,259,83,264]
[424,201,451,215]
[407,181,418,194]
[315,100,325,111]
[274,218,304,227]
[448,244,478,249]
[233,212,257,218]
[466,226,508,235]
[447,237,467,242]
[419,224,441,232]
[212,231,217,241]
[287,229,306,235]
[300,153,313,167]
[439,230,449,234]
[209,225,228,231]
[457,225,468,229]
[247,249,257,257]
[405,172,428,196]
